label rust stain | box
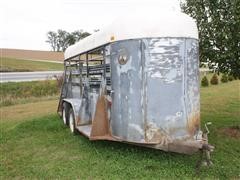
[167,139,202,155]
[187,112,200,136]
[167,127,193,141]
[76,116,81,126]
[90,135,116,141]
[57,101,63,115]
[90,90,111,138]
[145,123,172,145]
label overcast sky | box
[0,0,181,51]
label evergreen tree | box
[201,76,209,87]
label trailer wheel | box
[62,102,69,126]
[69,108,77,134]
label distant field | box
[1,48,64,61]
[0,80,239,179]
[0,57,63,72]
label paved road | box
[0,71,64,83]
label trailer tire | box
[62,102,69,126]
[69,108,77,135]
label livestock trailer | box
[57,10,212,155]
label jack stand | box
[195,122,214,175]
[195,136,214,175]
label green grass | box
[0,81,239,179]
[0,80,60,107]
[0,57,63,72]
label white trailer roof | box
[64,10,198,60]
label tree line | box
[181,0,240,78]
[46,29,91,52]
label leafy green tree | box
[46,29,91,52]
[57,29,69,52]
[181,0,240,78]
[72,30,91,42]
[46,31,58,51]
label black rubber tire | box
[62,102,69,126]
[69,108,77,135]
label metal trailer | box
[57,10,213,156]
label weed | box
[54,74,64,89]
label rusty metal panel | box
[110,40,145,142]
[78,84,91,125]
[143,38,187,144]
[109,38,199,145]
[143,38,200,144]
[185,39,200,136]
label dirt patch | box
[219,126,240,139]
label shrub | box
[201,76,209,87]
[0,80,59,106]
[210,73,219,85]
[221,74,228,83]
[54,74,64,90]
[228,75,234,81]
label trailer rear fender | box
[62,98,81,124]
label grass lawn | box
[0,81,239,179]
[0,57,63,72]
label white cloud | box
[1,0,181,50]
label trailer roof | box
[64,10,198,60]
